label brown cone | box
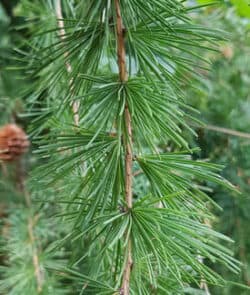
[0,124,30,161]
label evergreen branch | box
[16,159,44,293]
[54,0,80,126]
[114,0,133,293]
[12,1,242,293]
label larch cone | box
[0,124,30,161]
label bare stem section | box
[16,159,43,293]
[114,0,133,293]
[115,0,127,82]
[54,0,80,126]
[121,239,133,294]
[124,102,133,209]
[28,215,43,293]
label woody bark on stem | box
[114,0,133,294]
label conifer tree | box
[0,0,244,294]
[0,2,68,294]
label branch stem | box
[54,0,79,126]
[16,159,43,293]
[204,124,250,140]
[114,0,133,293]
[28,215,43,293]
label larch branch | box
[16,158,43,293]
[114,0,133,293]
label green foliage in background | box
[187,4,250,294]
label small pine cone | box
[0,124,30,162]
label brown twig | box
[200,279,211,295]
[133,170,142,177]
[197,124,250,140]
[54,0,80,126]
[16,157,43,293]
[28,215,43,293]
[114,0,133,293]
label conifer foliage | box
[1,0,242,294]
